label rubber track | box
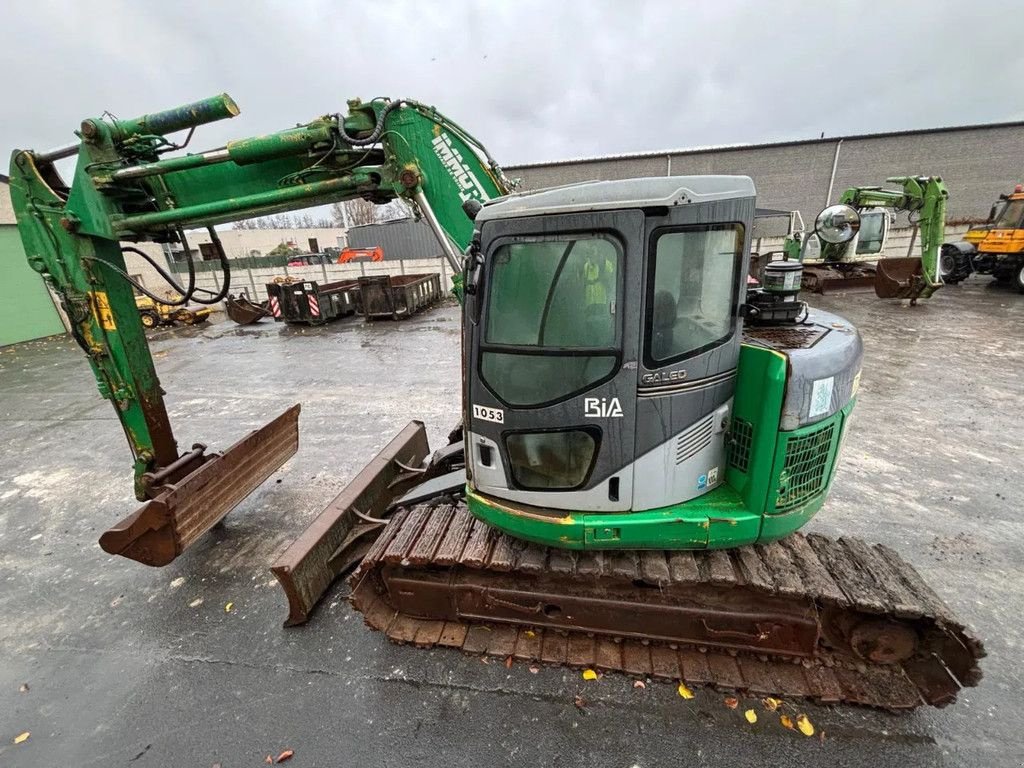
[349,503,984,710]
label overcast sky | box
[3,1,1023,169]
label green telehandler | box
[9,94,981,710]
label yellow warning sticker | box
[91,291,116,331]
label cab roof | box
[476,175,756,222]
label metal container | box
[357,273,442,319]
[266,279,359,325]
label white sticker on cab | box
[809,376,834,418]
[472,404,504,424]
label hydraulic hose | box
[337,100,405,146]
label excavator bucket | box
[99,404,300,566]
[271,421,431,626]
[875,257,924,299]
[225,294,271,325]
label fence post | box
[247,260,257,299]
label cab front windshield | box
[482,235,620,406]
[993,199,1024,230]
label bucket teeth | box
[99,404,300,566]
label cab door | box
[465,209,644,513]
[632,197,754,512]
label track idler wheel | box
[849,619,918,665]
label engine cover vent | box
[675,414,715,465]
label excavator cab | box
[463,177,751,547]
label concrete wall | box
[160,255,454,304]
[751,223,972,261]
[507,122,1024,227]
[0,178,15,225]
[121,227,349,297]
[179,227,348,259]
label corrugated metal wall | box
[507,123,1024,226]
[347,219,443,260]
[0,182,66,346]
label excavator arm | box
[825,176,948,301]
[8,94,509,565]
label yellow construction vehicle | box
[135,291,212,328]
[941,184,1024,291]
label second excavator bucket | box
[99,404,301,566]
[875,257,925,299]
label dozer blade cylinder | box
[875,257,925,299]
[99,404,300,566]
[271,421,430,627]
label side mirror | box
[814,204,861,244]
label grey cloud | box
[3,0,1022,169]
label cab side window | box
[646,224,742,365]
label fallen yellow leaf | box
[14,731,30,744]
[524,630,536,638]
[762,697,782,711]
[780,714,795,730]
[582,668,598,681]
[796,714,815,737]
[224,602,234,613]
[677,682,694,699]
[744,709,758,724]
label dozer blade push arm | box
[9,93,509,565]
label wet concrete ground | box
[1,279,1022,767]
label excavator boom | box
[9,94,509,565]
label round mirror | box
[814,204,861,244]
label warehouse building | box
[4,120,1022,345]
[0,176,66,346]
[347,219,443,260]
[506,121,1024,226]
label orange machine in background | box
[338,246,384,263]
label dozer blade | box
[99,404,301,567]
[271,420,430,626]
[350,502,985,710]
[875,257,924,299]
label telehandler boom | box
[10,94,982,709]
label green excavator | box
[791,176,949,298]
[9,94,982,710]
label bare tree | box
[331,198,413,228]
[233,212,335,230]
